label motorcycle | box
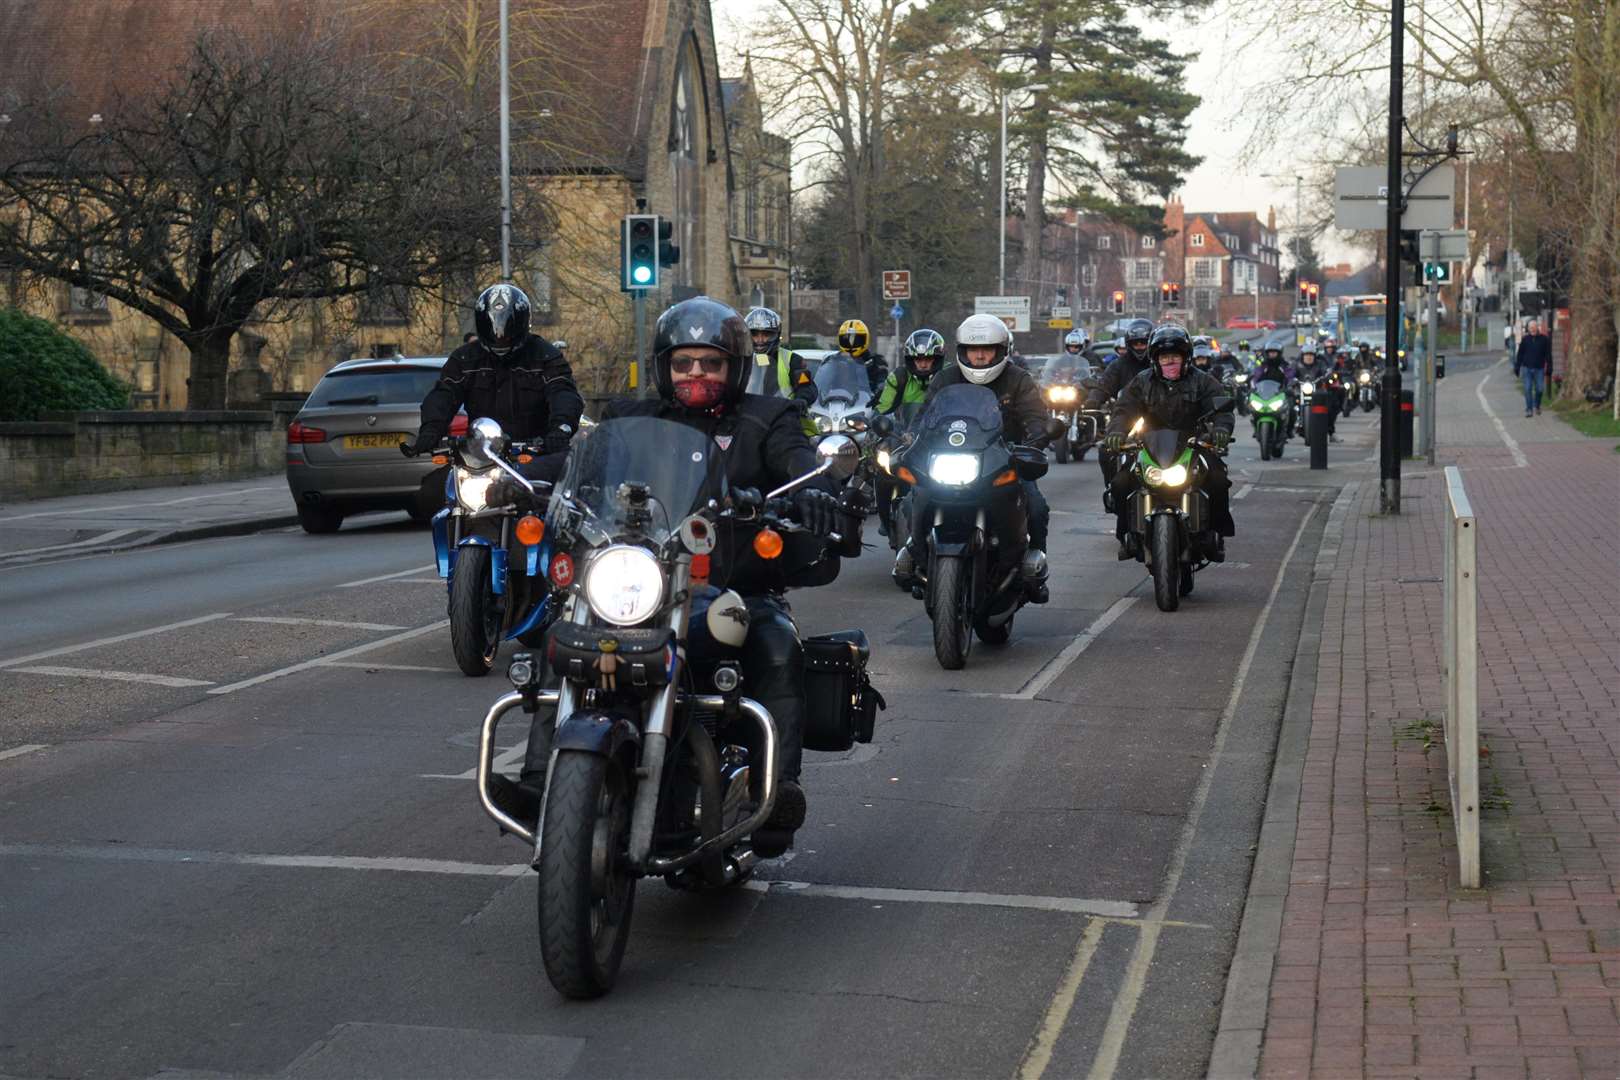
[1249,378,1290,461]
[872,403,922,553]
[1226,368,1252,416]
[475,417,866,998]
[891,384,1050,670]
[1353,366,1379,412]
[1118,404,1233,613]
[431,418,558,676]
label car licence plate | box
[343,432,409,450]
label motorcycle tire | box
[1150,515,1181,613]
[1258,432,1272,461]
[296,503,343,535]
[931,556,972,670]
[1179,563,1195,597]
[537,750,636,999]
[1074,442,1091,462]
[449,546,500,677]
[1055,437,1070,464]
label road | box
[0,415,1362,1079]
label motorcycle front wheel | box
[1055,437,1070,464]
[931,556,973,670]
[1258,427,1272,461]
[449,546,501,676]
[1150,515,1181,613]
[538,750,637,999]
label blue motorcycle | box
[430,418,558,676]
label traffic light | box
[1299,282,1310,305]
[1159,281,1171,306]
[1112,290,1125,315]
[1423,262,1450,284]
[658,218,680,268]
[1308,282,1320,306]
[1169,282,1181,306]
[621,214,658,290]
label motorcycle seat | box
[810,628,870,664]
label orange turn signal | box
[753,528,784,560]
[896,466,917,486]
[431,454,448,465]
[993,468,1019,487]
[517,453,533,464]
[515,515,545,545]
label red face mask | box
[673,377,727,410]
[1158,355,1185,380]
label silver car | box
[285,356,462,533]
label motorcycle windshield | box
[554,418,722,544]
[916,383,1004,446]
[1141,428,1190,468]
[1041,355,1088,384]
[813,357,872,408]
[1253,379,1284,399]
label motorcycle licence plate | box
[343,432,409,450]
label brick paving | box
[1257,359,1620,1079]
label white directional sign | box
[1051,305,1073,320]
[975,295,1031,332]
[1335,165,1455,231]
[1420,229,1469,261]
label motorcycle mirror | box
[816,433,861,480]
[465,417,507,467]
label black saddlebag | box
[802,630,885,752]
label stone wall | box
[0,407,301,502]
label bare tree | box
[0,27,515,409]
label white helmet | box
[955,314,1012,385]
[1064,328,1089,352]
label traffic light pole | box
[1425,279,1439,464]
[1381,0,1405,515]
[633,291,648,397]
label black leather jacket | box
[1107,368,1237,439]
[923,362,1053,448]
[418,337,584,445]
[1086,349,1152,408]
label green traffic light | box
[633,265,652,284]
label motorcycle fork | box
[625,560,692,870]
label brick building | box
[1162,197,1284,327]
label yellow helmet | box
[837,319,870,357]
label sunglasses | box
[670,355,727,374]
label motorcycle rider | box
[873,329,946,536]
[1294,345,1341,441]
[1102,324,1236,561]
[402,283,583,483]
[1086,317,1155,492]
[1191,341,1217,374]
[892,314,1053,603]
[1063,327,1090,360]
[489,296,846,858]
[837,318,888,395]
[744,306,818,417]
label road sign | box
[1051,305,1072,320]
[889,303,905,320]
[974,295,1031,332]
[1334,165,1456,231]
[881,270,911,301]
[1420,229,1469,261]
[1048,319,1073,329]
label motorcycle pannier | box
[802,630,885,752]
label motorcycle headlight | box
[877,447,893,473]
[929,452,980,486]
[1358,370,1372,384]
[1300,380,1316,395]
[1248,394,1263,410]
[1234,374,1249,384]
[582,545,665,626]
[1146,463,1188,488]
[455,468,495,512]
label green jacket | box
[876,368,928,414]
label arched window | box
[669,43,702,290]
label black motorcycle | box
[475,418,872,998]
[892,384,1049,669]
[1118,405,1233,612]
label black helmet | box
[744,306,782,355]
[474,283,531,355]
[1124,318,1154,357]
[903,328,946,379]
[652,296,752,404]
[1148,324,1192,379]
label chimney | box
[1267,206,1276,232]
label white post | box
[998,90,1007,297]
[498,0,512,281]
[1443,466,1480,888]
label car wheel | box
[297,504,344,534]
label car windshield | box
[305,367,441,407]
[553,417,722,544]
[814,356,872,406]
[916,383,1003,436]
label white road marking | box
[386,578,447,585]
[232,616,407,631]
[1232,483,1253,500]
[337,564,436,588]
[0,528,141,560]
[0,483,282,522]
[322,661,456,673]
[1476,368,1529,468]
[6,666,215,688]
[985,597,1136,701]
[1080,499,1320,1080]
[746,880,1138,918]
[206,620,449,695]
[0,613,232,670]
[422,742,525,780]
[0,744,48,762]
[1018,919,1109,1079]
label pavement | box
[1213,353,1620,1078]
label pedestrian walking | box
[1513,320,1551,417]
[1502,318,1515,358]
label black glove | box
[1103,432,1125,453]
[400,431,436,458]
[794,488,840,538]
[541,432,573,455]
[1212,429,1232,452]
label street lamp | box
[999,82,1049,296]
[499,0,512,281]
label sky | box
[710,0,1367,269]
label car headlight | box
[929,452,980,486]
[1300,380,1316,395]
[876,447,892,473]
[455,468,495,512]
[582,545,666,626]
[1145,463,1189,488]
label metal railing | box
[1443,465,1481,887]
